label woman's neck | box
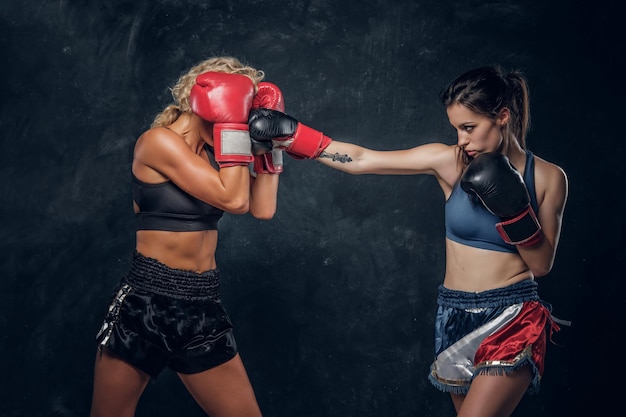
[169,113,212,153]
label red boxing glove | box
[190,72,255,167]
[251,82,285,174]
[252,82,285,112]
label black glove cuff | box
[496,206,541,245]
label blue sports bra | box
[445,150,539,253]
[132,145,224,232]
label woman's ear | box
[498,108,510,126]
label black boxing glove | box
[248,108,332,160]
[460,152,542,247]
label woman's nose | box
[457,132,469,147]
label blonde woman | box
[91,56,284,417]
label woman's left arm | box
[248,166,280,220]
[518,161,569,277]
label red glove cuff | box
[285,123,332,159]
[495,206,543,247]
[253,150,283,174]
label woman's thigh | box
[455,366,533,417]
[90,349,151,417]
[178,353,262,417]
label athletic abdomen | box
[443,239,533,292]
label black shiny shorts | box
[95,251,237,378]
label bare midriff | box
[443,238,533,293]
[135,230,219,273]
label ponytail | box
[505,72,531,148]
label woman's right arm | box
[133,128,251,214]
[316,140,459,179]
[248,108,458,180]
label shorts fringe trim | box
[428,355,541,395]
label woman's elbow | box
[249,205,277,220]
[530,260,554,278]
[252,211,275,220]
[224,198,250,215]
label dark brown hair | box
[440,66,531,168]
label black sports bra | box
[132,145,224,231]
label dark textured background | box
[1,1,623,416]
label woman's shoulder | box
[135,127,189,155]
[136,126,180,146]
[533,153,568,184]
[532,153,568,205]
[134,126,192,167]
[412,143,460,192]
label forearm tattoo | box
[319,150,353,163]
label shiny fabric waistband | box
[437,279,539,309]
[124,251,220,301]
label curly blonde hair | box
[151,56,265,128]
